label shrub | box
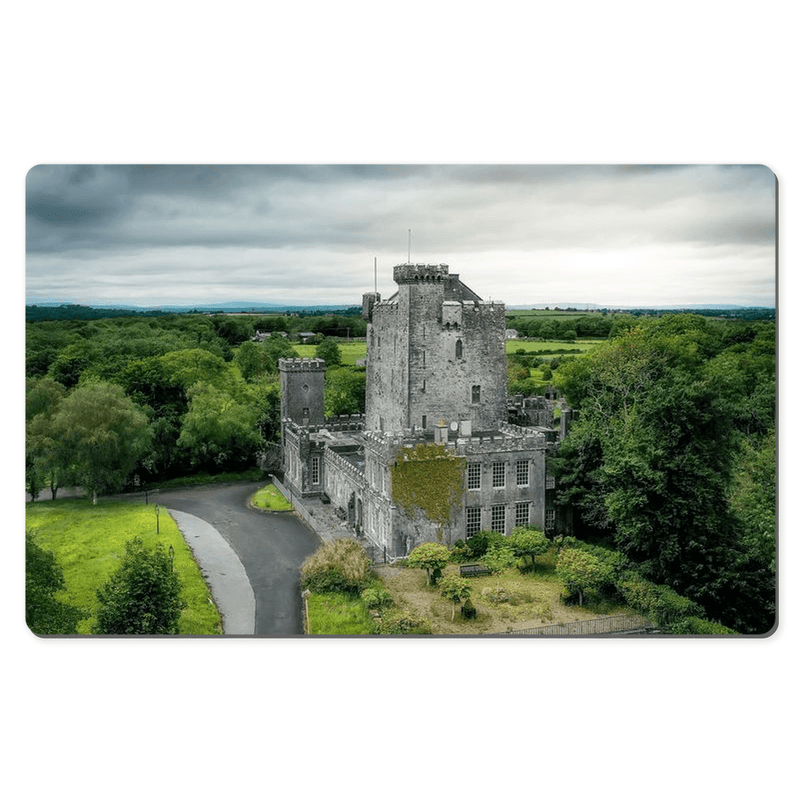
[665,616,739,635]
[361,586,393,611]
[378,615,432,635]
[93,537,186,635]
[463,530,506,559]
[461,598,477,619]
[26,533,86,635]
[300,539,372,595]
[617,571,702,627]
[482,544,517,575]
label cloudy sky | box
[25,164,776,308]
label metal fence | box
[503,613,653,636]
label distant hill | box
[26,302,361,322]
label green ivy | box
[391,443,466,529]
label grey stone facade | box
[279,263,561,560]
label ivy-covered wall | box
[390,443,466,541]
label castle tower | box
[278,358,326,427]
[363,264,507,434]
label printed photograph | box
[25,164,777,637]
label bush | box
[378,614,432,635]
[461,598,477,619]
[26,533,86,635]
[665,616,739,635]
[300,539,372,595]
[93,537,186,635]
[617,571,702,627]
[462,530,506,559]
[482,544,517,575]
[361,586,393,611]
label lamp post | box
[155,505,160,535]
[168,544,174,571]
[302,589,311,634]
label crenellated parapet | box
[393,263,450,284]
[278,357,327,373]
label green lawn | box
[306,592,374,634]
[293,341,367,365]
[26,499,223,635]
[250,483,293,511]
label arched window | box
[455,339,463,359]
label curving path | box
[154,481,321,636]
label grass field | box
[305,592,374,634]
[250,483,293,511]
[293,339,603,362]
[505,339,605,356]
[293,341,366,365]
[26,499,223,635]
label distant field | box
[505,339,605,356]
[293,339,601,362]
[293,341,367,365]
[507,309,611,320]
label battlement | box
[393,264,450,284]
[278,357,327,372]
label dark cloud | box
[25,164,776,307]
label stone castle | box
[278,263,563,560]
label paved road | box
[152,482,321,636]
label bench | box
[460,563,491,578]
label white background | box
[6,2,795,798]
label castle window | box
[545,509,556,530]
[466,507,481,538]
[302,407,309,418]
[421,415,427,429]
[515,502,530,527]
[472,385,481,404]
[492,461,505,489]
[546,475,555,489]
[456,339,463,359]
[516,460,530,487]
[467,462,481,490]
[491,505,506,533]
[311,456,320,485]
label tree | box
[262,333,297,373]
[93,537,186,634]
[26,534,86,635]
[233,340,266,382]
[177,382,263,471]
[439,573,472,620]
[406,542,451,585]
[26,377,70,499]
[324,367,366,416]
[555,547,612,606]
[315,337,342,367]
[49,382,153,503]
[507,526,550,571]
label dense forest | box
[551,315,776,634]
[25,313,367,498]
[25,309,776,633]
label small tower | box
[278,358,326,427]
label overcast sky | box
[25,164,776,308]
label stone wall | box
[365,264,507,433]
